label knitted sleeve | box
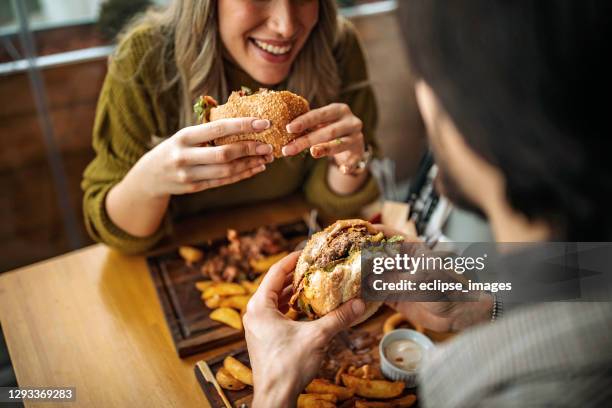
[81,26,167,253]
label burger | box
[194,87,310,157]
[290,219,391,325]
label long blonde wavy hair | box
[117,0,348,128]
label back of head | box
[398,0,612,240]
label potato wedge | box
[348,365,371,379]
[195,280,214,292]
[383,313,407,334]
[355,394,417,408]
[219,295,250,312]
[202,282,246,300]
[223,356,253,386]
[179,246,204,265]
[341,374,404,399]
[240,280,259,294]
[210,307,243,330]
[383,312,424,334]
[353,364,371,379]
[297,393,337,408]
[204,294,222,309]
[215,367,246,391]
[249,251,288,273]
[306,378,354,400]
[335,362,349,385]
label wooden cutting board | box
[194,308,454,408]
[147,220,311,357]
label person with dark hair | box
[241,1,612,406]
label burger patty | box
[314,229,372,268]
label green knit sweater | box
[82,23,380,254]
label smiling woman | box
[218,0,319,85]
[81,0,380,253]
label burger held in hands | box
[194,87,310,157]
[290,219,395,324]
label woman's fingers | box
[282,122,348,156]
[180,141,274,165]
[286,103,349,134]
[310,133,363,159]
[186,162,267,193]
[283,111,362,156]
[179,117,270,146]
[184,154,273,181]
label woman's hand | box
[106,117,273,237]
[244,252,366,408]
[281,103,365,172]
[132,117,274,197]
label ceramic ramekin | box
[379,328,435,388]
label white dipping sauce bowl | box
[379,329,435,388]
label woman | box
[82,0,379,253]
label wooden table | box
[0,195,312,407]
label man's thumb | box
[316,299,366,336]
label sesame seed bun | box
[290,219,384,326]
[209,89,310,157]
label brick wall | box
[0,60,106,271]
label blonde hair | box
[116,0,348,128]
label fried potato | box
[348,365,373,380]
[223,356,253,386]
[240,280,259,294]
[210,307,243,330]
[178,246,204,265]
[202,282,246,299]
[249,251,288,273]
[219,295,251,312]
[306,378,354,400]
[355,394,417,408]
[297,393,337,408]
[335,362,349,385]
[341,374,404,399]
[215,367,246,391]
[195,280,214,292]
[204,294,222,309]
[383,312,424,334]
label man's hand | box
[386,295,493,333]
[243,252,366,408]
[373,225,494,332]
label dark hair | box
[398,0,612,240]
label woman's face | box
[218,0,319,85]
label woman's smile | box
[249,37,294,63]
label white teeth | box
[253,39,292,55]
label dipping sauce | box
[384,339,423,371]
